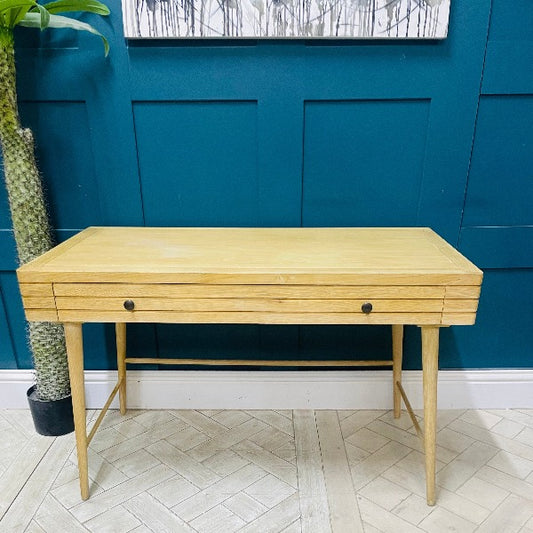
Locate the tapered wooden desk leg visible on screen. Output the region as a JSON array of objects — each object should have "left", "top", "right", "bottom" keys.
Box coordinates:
[
  {"left": 421, "top": 325, "right": 439, "bottom": 506},
  {"left": 116, "top": 323, "right": 127, "bottom": 415},
  {"left": 64, "top": 322, "right": 89, "bottom": 500},
  {"left": 392, "top": 324, "right": 404, "bottom": 419}
]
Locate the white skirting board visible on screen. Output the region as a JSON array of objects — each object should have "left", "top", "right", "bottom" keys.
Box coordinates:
[{"left": 1, "top": 369, "right": 532, "bottom": 409}]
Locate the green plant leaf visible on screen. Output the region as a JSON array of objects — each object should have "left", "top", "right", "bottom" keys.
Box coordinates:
[
  {"left": 19, "top": 11, "right": 109, "bottom": 55},
  {"left": 3, "top": 6, "right": 31, "bottom": 27},
  {"left": 31, "top": 2, "right": 50, "bottom": 29},
  {"left": 0, "top": 0, "right": 35, "bottom": 27},
  {"left": 0, "top": 0, "right": 34, "bottom": 13},
  {"left": 43, "top": 0, "right": 109, "bottom": 16}
]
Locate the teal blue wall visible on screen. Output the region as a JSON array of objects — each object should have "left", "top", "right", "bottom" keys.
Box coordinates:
[{"left": 1, "top": 0, "right": 531, "bottom": 371}]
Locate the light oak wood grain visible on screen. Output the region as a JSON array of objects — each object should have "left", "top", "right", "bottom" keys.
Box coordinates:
[
  {"left": 18, "top": 283, "right": 54, "bottom": 297},
  {"left": 444, "top": 285, "right": 482, "bottom": 299},
  {"left": 25, "top": 309, "right": 58, "bottom": 322},
  {"left": 123, "top": 357, "right": 394, "bottom": 367},
  {"left": 421, "top": 325, "right": 440, "bottom": 506},
  {"left": 56, "top": 309, "right": 445, "bottom": 324},
  {"left": 443, "top": 299, "right": 479, "bottom": 313},
  {"left": 54, "top": 296, "right": 445, "bottom": 313},
  {"left": 17, "top": 227, "right": 483, "bottom": 287},
  {"left": 15, "top": 226, "right": 483, "bottom": 508},
  {"left": 441, "top": 312, "right": 478, "bottom": 325},
  {"left": 53, "top": 283, "right": 447, "bottom": 299},
  {"left": 22, "top": 270, "right": 484, "bottom": 285},
  {"left": 22, "top": 297, "right": 56, "bottom": 309},
  {"left": 116, "top": 323, "right": 127, "bottom": 415},
  {"left": 392, "top": 324, "right": 404, "bottom": 419},
  {"left": 64, "top": 323, "right": 89, "bottom": 501}
]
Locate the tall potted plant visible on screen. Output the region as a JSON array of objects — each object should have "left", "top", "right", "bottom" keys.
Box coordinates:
[{"left": 0, "top": 0, "right": 109, "bottom": 435}]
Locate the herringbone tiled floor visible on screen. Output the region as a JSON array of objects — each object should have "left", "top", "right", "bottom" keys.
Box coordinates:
[{"left": 1, "top": 407, "right": 533, "bottom": 532}]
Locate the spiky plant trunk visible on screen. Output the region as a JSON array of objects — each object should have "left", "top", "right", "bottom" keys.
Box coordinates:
[{"left": 0, "top": 27, "right": 70, "bottom": 401}]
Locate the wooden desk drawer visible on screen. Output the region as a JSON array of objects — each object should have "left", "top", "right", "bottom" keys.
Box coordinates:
[
  {"left": 55, "top": 296, "right": 444, "bottom": 314},
  {"left": 441, "top": 285, "right": 481, "bottom": 325},
  {"left": 19, "top": 283, "right": 58, "bottom": 321},
  {"left": 53, "top": 283, "right": 446, "bottom": 299},
  {"left": 53, "top": 283, "right": 447, "bottom": 324},
  {"left": 22, "top": 282, "right": 480, "bottom": 325}
]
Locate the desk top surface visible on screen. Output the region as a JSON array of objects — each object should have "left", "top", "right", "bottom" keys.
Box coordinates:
[{"left": 17, "top": 227, "right": 482, "bottom": 285}]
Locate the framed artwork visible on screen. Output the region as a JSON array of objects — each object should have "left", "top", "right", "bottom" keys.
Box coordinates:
[{"left": 122, "top": 0, "right": 450, "bottom": 39}]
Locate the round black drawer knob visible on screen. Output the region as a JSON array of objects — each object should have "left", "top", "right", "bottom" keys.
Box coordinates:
[
  {"left": 123, "top": 300, "right": 135, "bottom": 311},
  {"left": 361, "top": 302, "right": 373, "bottom": 314}
]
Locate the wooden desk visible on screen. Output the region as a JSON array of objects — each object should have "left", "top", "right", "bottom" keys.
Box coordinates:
[{"left": 17, "top": 227, "right": 482, "bottom": 505}]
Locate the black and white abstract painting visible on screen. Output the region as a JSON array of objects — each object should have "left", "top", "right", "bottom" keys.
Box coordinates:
[{"left": 122, "top": 0, "right": 450, "bottom": 39}]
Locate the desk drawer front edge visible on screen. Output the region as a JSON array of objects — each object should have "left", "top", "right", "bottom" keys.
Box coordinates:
[{"left": 20, "top": 283, "right": 480, "bottom": 325}]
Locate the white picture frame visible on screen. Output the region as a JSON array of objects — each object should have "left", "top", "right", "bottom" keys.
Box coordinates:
[{"left": 122, "top": 0, "right": 450, "bottom": 39}]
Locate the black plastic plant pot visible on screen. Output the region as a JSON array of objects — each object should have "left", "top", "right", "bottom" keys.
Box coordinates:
[{"left": 27, "top": 385, "right": 74, "bottom": 436}]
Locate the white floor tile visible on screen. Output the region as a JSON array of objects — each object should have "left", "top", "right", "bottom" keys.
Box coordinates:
[
  {"left": 436, "top": 487, "right": 490, "bottom": 525},
  {"left": 114, "top": 418, "right": 148, "bottom": 439},
  {"left": 35, "top": 494, "right": 88, "bottom": 533},
  {"left": 0, "top": 434, "right": 52, "bottom": 517},
  {"left": 244, "top": 473, "right": 296, "bottom": 507},
  {"left": 201, "top": 448, "right": 250, "bottom": 477},
  {"left": 362, "top": 522, "right": 384, "bottom": 533},
  {"left": 524, "top": 514, "right": 533, "bottom": 529},
  {"left": 113, "top": 448, "right": 161, "bottom": 478},
  {"left": 359, "top": 476, "right": 411, "bottom": 511},
  {"left": 189, "top": 503, "right": 246, "bottom": 533},
  {"left": 346, "top": 427, "right": 390, "bottom": 453},
  {"left": 460, "top": 410, "right": 503, "bottom": 429},
  {"left": 132, "top": 410, "right": 178, "bottom": 429},
  {"left": 84, "top": 506, "right": 141, "bottom": 532},
  {"left": 24, "top": 520, "right": 47, "bottom": 533},
  {"left": 516, "top": 427, "right": 533, "bottom": 447},
  {"left": 436, "top": 427, "right": 475, "bottom": 454},
  {"left": 222, "top": 491, "right": 268, "bottom": 522},
  {"left": 477, "top": 465, "right": 533, "bottom": 500},
  {"left": 351, "top": 441, "right": 412, "bottom": 490},
  {"left": 172, "top": 463, "right": 265, "bottom": 522},
  {"left": 233, "top": 438, "right": 297, "bottom": 486},
  {"left": 129, "top": 526, "right": 153, "bottom": 533},
  {"left": 146, "top": 439, "right": 221, "bottom": 489},
  {"left": 438, "top": 441, "right": 499, "bottom": 491},
  {"left": 148, "top": 474, "right": 199, "bottom": 508},
  {"left": 487, "top": 450, "right": 533, "bottom": 479},
  {"left": 316, "top": 410, "right": 364, "bottom": 532},
  {"left": 245, "top": 409, "right": 294, "bottom": 436},
  {"left": 393, "top": 493, "right": 434, "bottom": 525},
  {"left": 2, "top": 408, "right": 533, "bottom": 533},
  {"left": 359, "top": 495, "right": 425, "bottom": 533},
  {"left": 238, "top": 493, "right": 300, "bottom": 533},
  {"left": 491, "top": 418, "right": 525, "bottom": 439},
  {"left": 69, "top": 464, "right": 175, "bottom": 523},
  {"left": 455, "top": 475, "right": 510, "bottom": 510},
  {"left": 124, "top": 492, "right": 196, "bottom": 532},
  {"left": 345, "top": 441, "right": 371, "bottom": 466},
  {"left": 52, "top": 476, "right": 105, "bottom": 510},
  {"left": 475, "top": 494, "right": 533, "bottom": 533},
  {"left": 280, "top": 519, "right": 302, "bottom": 533},
  {"left": 211, "top": 410, "right": 252, "bottom": 428},
  {"left": 164, "top": 425, "right": 210, "bottom": 452},
  {"left": 418, "top": 506, "right": 477, "bottom": 533}
]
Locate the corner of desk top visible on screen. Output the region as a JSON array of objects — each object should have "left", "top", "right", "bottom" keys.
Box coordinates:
[
  {"left": 16, "top": 227, "right": 98, "bottom": 281},
  {"left": 421, "top": 227, "right": 483, "bottom": 279}
]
